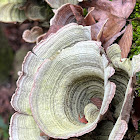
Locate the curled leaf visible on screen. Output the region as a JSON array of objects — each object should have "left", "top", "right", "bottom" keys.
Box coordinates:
[
  {"left": 103, "top": 27, "right": 126, "bottom": 50},
  {"left": 118, "top": 24, "right": 133, "bottom": 58},
  {"left": 80, "top": 0, "right": 136, "bottom": 19},
  {"left": 84, "top": 7, "right": 96, "bottom": 26},
  {"left": 91, "top": 19, "right": 108, "bottom": 41},
  {"left": 80, "top": 0, "right": 136, "bottom": 48}
]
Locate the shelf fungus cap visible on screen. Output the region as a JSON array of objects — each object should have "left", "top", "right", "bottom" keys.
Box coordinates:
[
  {"left": 10, "top": 23, "right": 116, "bottom": 139},
  {"left": 107, "top": 44, "right": 140, "bottom": 140},
  {"left": 9, "top": 113, "right": 46, "bottom": 140},
  {"left": 22, "top": 26, "right": 43, "bottom": 43},
  {"left": 0, "top": 0, "right": 27, "bottom": 23},
  {"left": 45, "top": 0, "right": 83, "bottom": 9}
]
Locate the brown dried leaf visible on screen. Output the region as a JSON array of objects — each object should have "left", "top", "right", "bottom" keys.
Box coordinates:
[
  {"left": 78, "top": 115, "right": 88, "bottom": 124},
  {"left": 70, "top": 4, "right": 85, "bottom": 25},
  {"left": 49, "top": 0, "right": 135, "bottom": 48},
  {"left": 84, "top": 7, "right": 96, "bottom": 26},
  {"left": 91, "top": 19, "right": 108, "bottom": 41},
  {"left": 80, "top": 0, "right": 135, "bottom": 48},
  {"left": 104, "top": 27, "right": 126, "bottom": 50},
  {"left": 90, "top": 8, "right": 126, "bottom": 45},
  {"left": 80, "top": 0, "right": 136, "bottom": 19},
  {"left": 102, "top": 16, "right": 126, "bottom": 43},
  {"left": 118, "top": 24, "right": 133, "bottom": 58}
]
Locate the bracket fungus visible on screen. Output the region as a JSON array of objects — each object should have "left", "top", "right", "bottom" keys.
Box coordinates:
[
  {"left": 9, "top": 23, "right": 140, "bottom": 139},
  {"left": 45, "top": 0, "right": 83, "bottom": 9},
  {"left": 0, "top": 0, "right": 53, "bottom": 23},
  {"left": 106, "top": 44, "right": 140, "bottom": 139},
  {"left": 0, "top": 0, "right": 27, "bottom": 23},
  {"left": 22, "top": 26, "right": 43, "bottom": 43}
]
